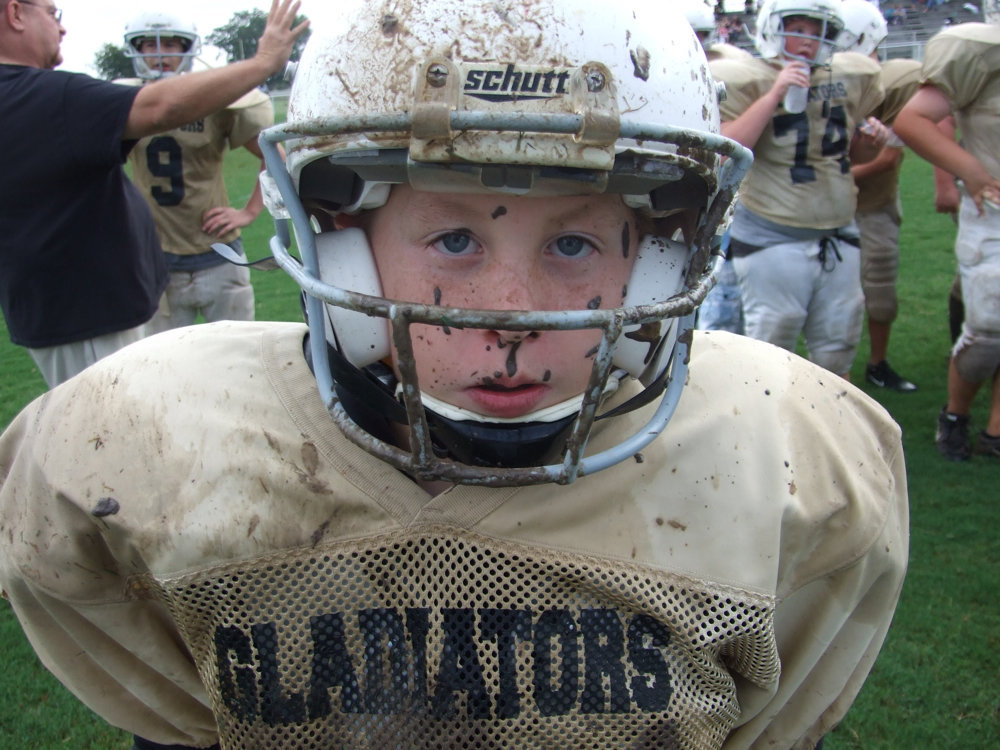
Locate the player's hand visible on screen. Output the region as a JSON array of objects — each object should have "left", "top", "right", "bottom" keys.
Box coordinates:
[
  {"left": 773, "top": 61, "right": 810, "bottom": 97},
  {"left": 855, "top": 117, "right": 890, "bottom": 150},
  {"left": 961, "top": 172, "right": 1000, "bottom": 216},
  {"left": 203, "top": 206, "right": 257, "bottom": 236},
  {"left": 255, "top": 0, "right": 310, "bottom": 77}
]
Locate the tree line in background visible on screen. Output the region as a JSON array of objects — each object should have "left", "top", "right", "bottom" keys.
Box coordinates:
[{"left": 94, "top": 9, "right": 310, "bottom": 86}]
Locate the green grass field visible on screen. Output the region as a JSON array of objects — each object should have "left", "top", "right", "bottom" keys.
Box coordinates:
[{"left": 0, "top": 127, "right": 998, "bottom": 747}]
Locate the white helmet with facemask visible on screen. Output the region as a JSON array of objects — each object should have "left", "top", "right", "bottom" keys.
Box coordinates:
[
  {"left": 754, "top": 0, "right": 845, "bottom": 66},
  {"left": 838, "top": 0, "right": 889, "bottom": 57},
  {"left": 124, "top": 12, "right": 201, "bottom": 79},
  {"left": 683, "top": 0, "right": 718, "bottom": 47},
  {"left": 256, "top": 0, "right": 751, "bottom": 486}
]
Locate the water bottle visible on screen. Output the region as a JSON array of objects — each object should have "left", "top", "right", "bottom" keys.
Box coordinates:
[{"left": 783, "top": 84, "right": 809, "bottom": 114}]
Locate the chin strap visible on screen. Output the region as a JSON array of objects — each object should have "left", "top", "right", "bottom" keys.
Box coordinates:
[
  {"left": 424, "top": 412, "right": 578, "bottom": 469},
  {"left": 302, "top": 331, "right": 661, "bottom": 470}
]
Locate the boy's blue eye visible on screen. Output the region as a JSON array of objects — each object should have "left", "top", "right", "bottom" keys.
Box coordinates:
[
  {"left": 435, "top": 232, "right": 474, "bottom": 255},
  {"left": 553, "top": 236, "right": 590, "bottom": 258}
]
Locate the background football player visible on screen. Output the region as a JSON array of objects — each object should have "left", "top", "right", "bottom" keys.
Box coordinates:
[
  {"left": 0, "top": 2, "right": 908, "bottom": 748},
  {"left": 710, "top": 0, "right": 890, "bottom": 380},
  {"left": 895, "top": 9, "right": 1000, "bottom": 460},
  {"left": 841, "top": 0, "right": 921, "bottom": 392},
  {"left": 123, "top": 11, "right": 274, "bottom": 332}
]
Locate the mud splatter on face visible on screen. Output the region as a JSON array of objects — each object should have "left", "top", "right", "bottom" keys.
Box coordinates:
[
  {"left": 584, "top": 345, "right": 599, "bottom": 359},
  {"left": 433, "top": 286, "right": 450, "bottom": 334},
  {"left": 491, "top": 205, "right": 508, "bottom": 219},
  {"left": 542, "top": 370, "right": 551, "bottom": 382},
  {"left": 505, "top": 341, "right": 521, "bottom": 377},
  {"left": 493, "top": 370, "right": 504, "bottom": 379},
  {"left": 621, "top": 222, "right": 631, "bottom": 259},
  {"left": 622, "top": 284, "right": 628, "bottom": 301},
  {"left": 587, "top": 296, "right": 602, "bottom": 310}
]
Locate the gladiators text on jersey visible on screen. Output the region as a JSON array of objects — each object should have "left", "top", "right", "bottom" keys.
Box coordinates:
[{"left": 215, "top": 606, "right": 678, "bottom": 723}]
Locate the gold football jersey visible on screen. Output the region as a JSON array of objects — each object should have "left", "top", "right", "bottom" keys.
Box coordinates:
[
  {"left": 856, "top": 58, "right": 922, "bottom": 213},
  {"left": 128, "top": 89, "right": 273, "bottom": 255},
  {"left": 712, "top": 53, "right": 884, "bottom": 230},
  {"left": 921, "top": 23, "right": 1000, "bottom": 181},
  {"left": 0, "top": 322, "right": 908, "bottom": 749}
]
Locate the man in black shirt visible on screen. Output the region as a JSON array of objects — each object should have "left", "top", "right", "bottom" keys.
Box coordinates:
[{"left": 0, "top": 0, "right": 308, "bottom": 387}]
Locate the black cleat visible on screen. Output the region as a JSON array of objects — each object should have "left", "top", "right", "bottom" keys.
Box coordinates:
[
  {"left": 866, "top": 360, "right": 918, "bottom": 392},
  {"left": 936, "top": 408, "right": 971, "bottom": 461}
]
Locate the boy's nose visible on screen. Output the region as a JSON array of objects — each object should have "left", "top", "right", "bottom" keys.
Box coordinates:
[{"left": 478, "top": 263, "right": 543, "bottom": 311}]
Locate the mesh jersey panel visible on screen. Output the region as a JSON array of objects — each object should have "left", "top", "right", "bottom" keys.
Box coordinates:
[{"left": 138, "top": 527, "right": 778, "bottom": 749}]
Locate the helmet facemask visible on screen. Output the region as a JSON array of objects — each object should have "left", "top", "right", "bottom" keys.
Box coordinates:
[
  {"left": 124, "top": 14, "right": 201, "bottom": 79},
  {"left": 755, "top": 1, "right": 845, "bottom": 67},
  {"left": 258, "top": 0, "right": 751, "bottom": 486}
]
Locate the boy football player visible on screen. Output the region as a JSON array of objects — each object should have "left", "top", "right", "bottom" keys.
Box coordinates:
[
  {"left": 710, "top": 0, "right": 890, "bottom": 379},
  {"left": 840, "top": 0, "right": 922, "bottom": 392},
  {"left": 894, "top": 15, "right": 1000, "bottom": 459},
  {"left": 0, "top": 2, "right": 908, "bottom": 748},
  {"left": 122, "top": 12, "right": 274, "bottom": 332}
]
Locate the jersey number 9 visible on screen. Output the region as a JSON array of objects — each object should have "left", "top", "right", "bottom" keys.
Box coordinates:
[{"left": 146, "top": 136, "right": 186, "bottom": 207}]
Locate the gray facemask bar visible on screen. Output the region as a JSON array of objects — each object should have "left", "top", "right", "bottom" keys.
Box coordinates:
[{"left": 259, "top": 111, "right": 751, "bottom": 486}]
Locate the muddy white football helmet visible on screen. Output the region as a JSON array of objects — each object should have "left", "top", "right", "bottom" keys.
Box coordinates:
[
  {"left": 838, "top": 0, "right": 889, "bottom": 57},
  {"left": 258, "top": 0, "right": 751, "bottom": 486},
  {"left": 754, "top": 0, "right": 845, "bottom": 66},
  {"left": 124, "top": 12, "right": 201, "bottom": 79}
]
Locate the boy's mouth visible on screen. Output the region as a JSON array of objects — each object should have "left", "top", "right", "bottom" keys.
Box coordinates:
[{"left": 465, "top": 383, "right": 550, "bottom": 419}]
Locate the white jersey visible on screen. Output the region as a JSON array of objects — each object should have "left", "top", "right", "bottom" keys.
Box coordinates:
[
  {"left": 711, "top": 53, "right": 884, "bottom": 230},
  {"left": 0, "top": 322, "right": 908, "bottom": 749}
]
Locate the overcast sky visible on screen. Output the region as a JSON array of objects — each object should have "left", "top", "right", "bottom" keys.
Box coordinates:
[{"left": 57, "top": 1, "right": 338, "bottom": 74}]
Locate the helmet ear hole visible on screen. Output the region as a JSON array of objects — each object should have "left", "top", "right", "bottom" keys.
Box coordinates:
[
  {"left": 314, "top": 229, "right": 391, "bottom": 367},
  {"left": 614, "top": 235, "right": 689, "bottom": 384}
]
